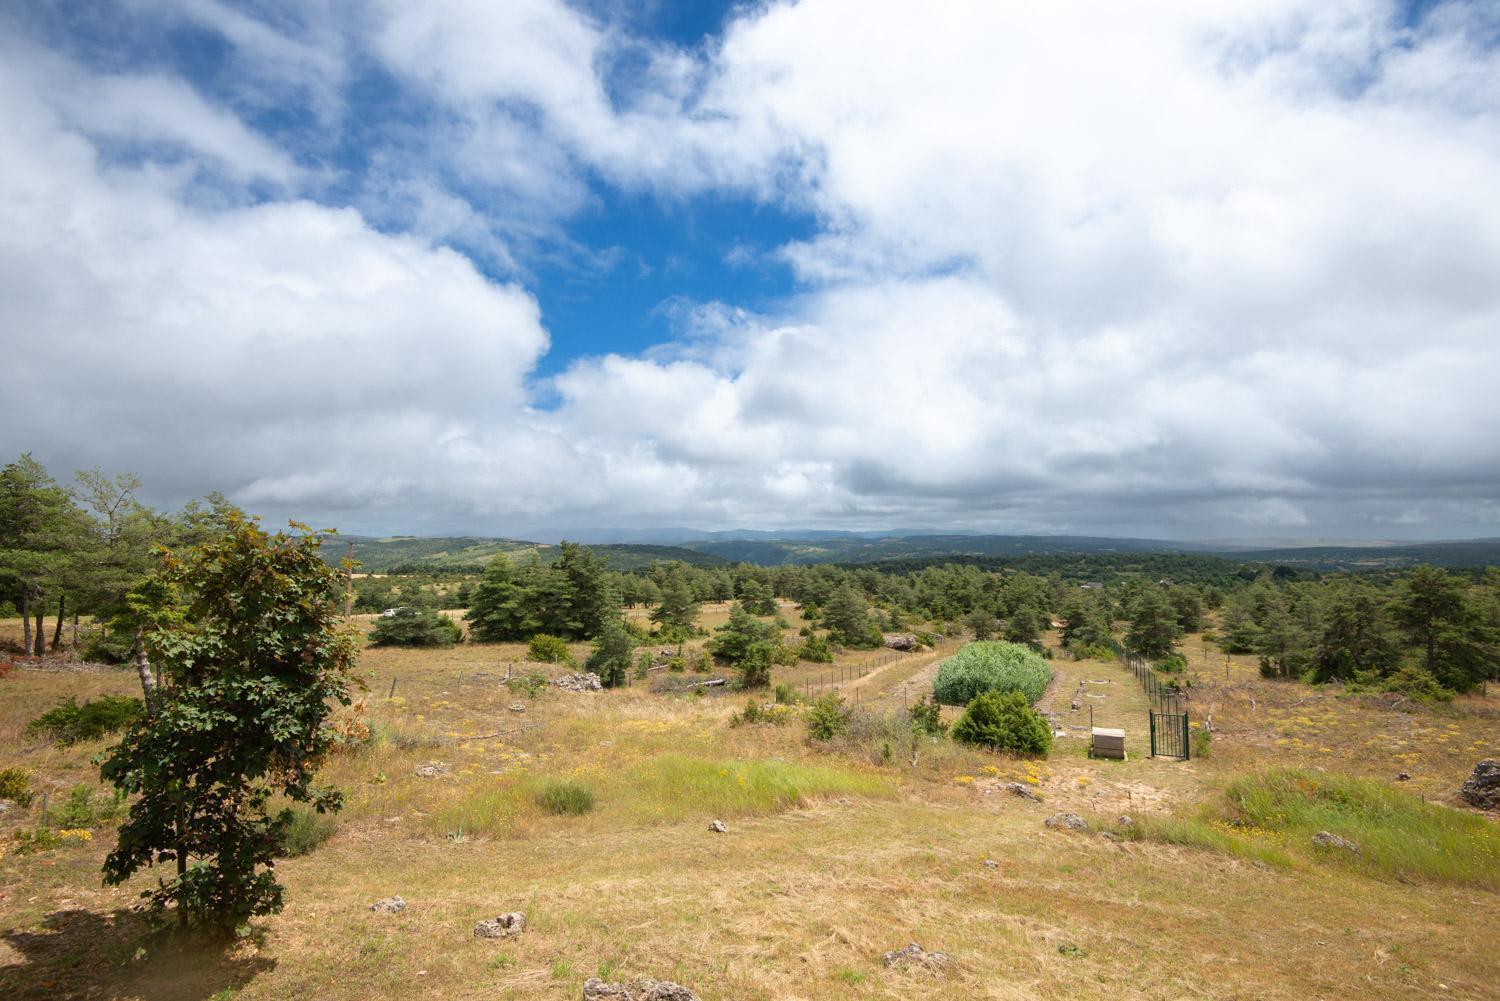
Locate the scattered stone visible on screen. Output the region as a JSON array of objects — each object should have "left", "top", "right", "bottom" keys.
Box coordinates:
[
  {"left": 369, "top": 896, "right": 405, "bottom": 913},
  {"left": 1395, "top": 772, "right": 1411, "bottom": 781},
  {"left": 982, "top": 859, "right": 998, "bottom": 869},
  {"left": 415, "top": 761, "right": 451, "bottom": 778},
  {"left": 709, "top": 819, "right": 727, "bottom": 833},
  {"left": 882, "top": 943, "right": 950, "bottom": 971},
  {"left": 1117, "top": 814, "right": 1135, "bottom": 827},
  {"left": 1004, "top": 782, "right": 1040, "bottom": 801},
  {"left": 1044, "top": 812, "right": 1088, "bottom": 831},
  {"left": 474, "top": 912, "right": 526, "bottom": 939},
  {"left": 1058, "top": 943, "right": 1088, "bottom": 959},
  {"left": 509, "top": 703, "right": 527, "bottom": 713},
  {"left": 882, "top": 633, "right": 920, "bottom": 651},
  {"left": 583, "top": 978, "right": 701, "bottom": 1001},
  {"left": 1311, "top": 831, "right": 1360, "bottom": 854},
  {"left": 554, "top": 672, "right": 604, "bottom": 692},
  {"left": 1459, "top": 759, "right": 1499, "bottom": 810},
  {"left": 1098, "top": 831, "right": 1121, "bottom": 842}
]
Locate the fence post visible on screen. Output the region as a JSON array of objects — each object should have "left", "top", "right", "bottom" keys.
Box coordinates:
[{"left": 388, "top": 677, "right": 398, "bottom": 700}]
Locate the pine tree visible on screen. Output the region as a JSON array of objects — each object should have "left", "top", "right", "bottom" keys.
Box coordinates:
[
  {"left": 1126, "top": 587, "right": 1182, "bottom": 660},
  {"left": 585, "top": 616, "right": 635, "bottom": 688},
  {"left": 824, "top": 584, "right": 877, "bottom": 648},
  {"left": 651, "top": 575, "right": 699, "bottom": 640},
  {"left": 465, "top": 554, "right": 528, "bottom": 642}
]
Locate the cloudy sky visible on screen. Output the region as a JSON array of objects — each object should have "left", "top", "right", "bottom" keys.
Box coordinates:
[{"left": 2, "top": 0, "right": 1498, "bottom": 540}]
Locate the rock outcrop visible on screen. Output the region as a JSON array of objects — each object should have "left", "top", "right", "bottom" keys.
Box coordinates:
[
  {"left": 1460, "top": 759, "right": 1499, "bottom": 810},
  {"left": 474, "top": 912, "right": 526, "bottom": 939},
  {"left": 582, "top": 978, "right": 700, "bottom": 1000}
]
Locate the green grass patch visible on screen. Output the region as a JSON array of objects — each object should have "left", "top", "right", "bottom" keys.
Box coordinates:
[
  {"left": 536, "top": 780, "right": 595, "bottom": 816},
  {"left": 428, "top": 754, "right": 889, "bottom": 839},
  {"left": 1115, "top": 768, "right": 1500, "bottom": 889},
  {"left": 279, "top": 805, "right": 338, "bottom": 857},
  {"left": 617, "top": 754, "right": 889, "bottom": 824},
  {"left": 1222, "top": 768, "right": 1500, "bottom": 889}
]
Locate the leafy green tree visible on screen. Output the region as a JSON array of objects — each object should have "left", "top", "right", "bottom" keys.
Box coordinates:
[
  {"left": 824, "top": 584, "right": 878, "bottom": 648},
  {"left": 1126, "top": 587, "right": 1182, "bottom": 660},
  {"left": 651, "top": 576, "right": 700, "bottom": 641},
  {"left": 585, "top": 616, "right": 635, "bottom": 688},
  {"left": 951, "top": 691, "right": 1051, "bottom": 755},
  {"left": 100, "top": 515, "right": 358, "bottom": 931}
]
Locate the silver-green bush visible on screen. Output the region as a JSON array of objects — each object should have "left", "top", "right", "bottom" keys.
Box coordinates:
[{"left": 932, "top": 641, "right": 1052, "bottom": 706}]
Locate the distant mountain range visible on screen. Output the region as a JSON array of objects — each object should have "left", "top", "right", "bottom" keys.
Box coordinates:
[{"left": 323, "top": 530, "right": 1500, "bottom": 573}]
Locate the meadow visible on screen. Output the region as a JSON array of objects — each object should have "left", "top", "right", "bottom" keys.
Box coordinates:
[{"left": 1, "top": 610, "right": 1497, "bottom": 1000}]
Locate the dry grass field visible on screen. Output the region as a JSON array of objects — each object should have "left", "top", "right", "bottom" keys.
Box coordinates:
[{"left": 1, "top": 613, "right": 1497, "bottom": 1000}]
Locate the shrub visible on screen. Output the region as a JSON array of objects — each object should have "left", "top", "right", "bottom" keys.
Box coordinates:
[
  {"left": 951, "top": 691, "right": 1052, "bottom": 756},
  {"left": 44, "top": 784, "right": 127, "bottom": 828},
  {"left": 77, "top": 624, "right": 134, "bottom": 664},
  {"left": 797, "top": 633, "right": 834, "bottom": 663},
  {"left": 368, "top": 606, "right": 462, "bottom": 648},
  {"left": 28, "top": 695, "right": 144, "bottom": 745},
  {"left": 932, "top": 642, "right": 1052, "bottom": 706},
  {"left": 805, "top": 693, "right": 851, "bottom": 741},
  {"left": 0, "top": 767, "right": 34, "bottom": 806},
  {"left": 279, "top": 805, "right": 337, "bottom": 857},
  {"left": 1379, "top": 666, "right": 1453, "bottom": 703},
  {"left": 907, "top": 695, "right": 947, "bottom": 737},
  {"left": 1155, "top": 653, "right": 1187, "bottom": 674},
  {"left": 1069, "top": 642, "right": 1115, "bottom": 662},
  {"left": 535, "top": 780, "right": 594, "bottom": 816},
  {"left": 527, "top": 634, "right": 572, "bottom": 664},
  {"left": 773, "top": 682, "right": 803, "bottom": 705},
  {"left": 731, "top": 699, "right": 796, "bottom": 727},
  {"left": 506, "top": 670, "right": 550, "bottom": 698}
]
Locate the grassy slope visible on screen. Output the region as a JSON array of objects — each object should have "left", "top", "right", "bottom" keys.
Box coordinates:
[{"left": 1, "top": 615, "right": 1498, "bottom": 1000}]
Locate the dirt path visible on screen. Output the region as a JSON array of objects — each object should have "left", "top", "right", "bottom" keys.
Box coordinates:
[{"left": 842, "top": 639, "right": 963, "bottom": 709}]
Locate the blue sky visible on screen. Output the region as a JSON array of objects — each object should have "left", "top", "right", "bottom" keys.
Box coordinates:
[{"left": 2, "top": 1, "right": 1498, "bottom": 539}]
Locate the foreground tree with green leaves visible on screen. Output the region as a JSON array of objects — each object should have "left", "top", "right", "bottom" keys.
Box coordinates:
[{"left": 100, "top": 515, "right": 359, "bottom": 932}]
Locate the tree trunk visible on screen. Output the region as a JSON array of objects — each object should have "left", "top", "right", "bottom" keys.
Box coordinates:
[
  {"left": 175, "top": 799, "right": 188, "bottom": 928},
  {"left": 134, "top": 626, "right": 158, "bottom": 713},
  {"left": 32, "top": 606, "right": 44, "bottom": 657},
  {"left": 19, "top": 587, "right": 31, "bottom": 658},
  {"left": 51, "top": 594, "right": 65, "bottom": 651}
]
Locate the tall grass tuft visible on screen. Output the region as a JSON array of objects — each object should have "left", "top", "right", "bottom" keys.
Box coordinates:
[
  {"left": 536, "top": 780, "right": 595, "bottom": 816},
  {"left": 279, "top": 805, "right": 338, "bottom": 857}
]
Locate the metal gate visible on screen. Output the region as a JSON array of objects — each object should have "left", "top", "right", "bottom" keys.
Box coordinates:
[{"left": 1149, "top": 710, "right": 1190, "bottom": 760}]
